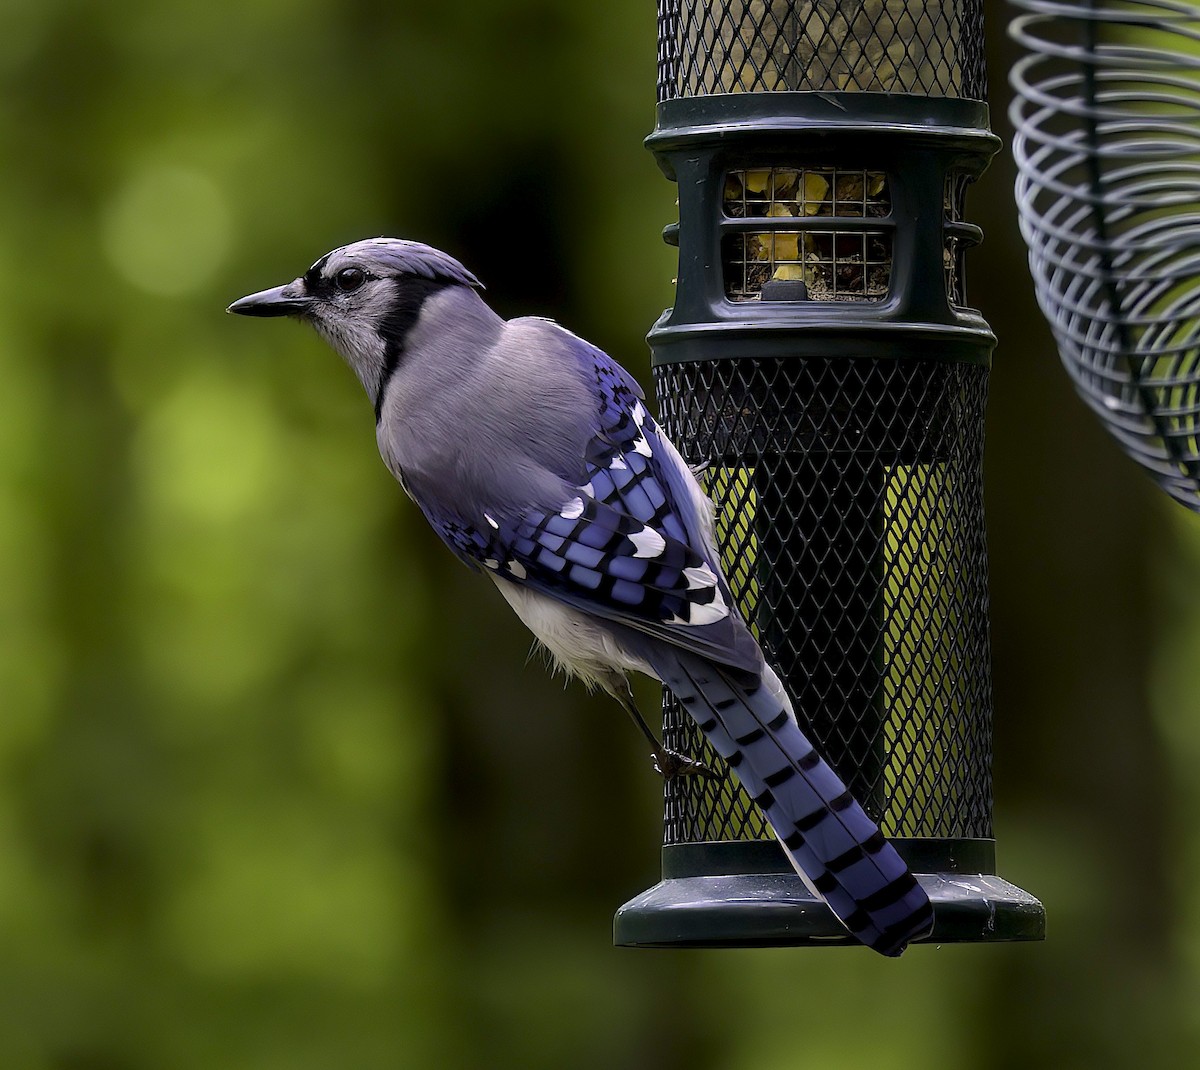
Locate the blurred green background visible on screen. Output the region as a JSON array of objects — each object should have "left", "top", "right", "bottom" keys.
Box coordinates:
[{"left": 1, "top": 1, "right": 1198, "bottom": 1067}]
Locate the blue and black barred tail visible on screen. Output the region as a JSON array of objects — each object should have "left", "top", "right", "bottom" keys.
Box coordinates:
[{"left": 650, "top": 650, "right": 935, "bottom": 956}]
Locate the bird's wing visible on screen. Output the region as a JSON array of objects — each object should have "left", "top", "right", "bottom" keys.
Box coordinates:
[
  {"left": 422, "top": 336, "right": 761, "bottom": 674},
  {"left": 430, "top": 489, "right": 760, "bottom": 674}
]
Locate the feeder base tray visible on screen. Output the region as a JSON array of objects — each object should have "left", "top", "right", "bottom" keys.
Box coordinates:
[{"left": 614, "top": 840, "right": 1045, "bottom": 948}]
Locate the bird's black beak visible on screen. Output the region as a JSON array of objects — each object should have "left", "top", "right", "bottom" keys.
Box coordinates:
[{"left": 227, "top": 279, "right": 312, "bottom": 318}]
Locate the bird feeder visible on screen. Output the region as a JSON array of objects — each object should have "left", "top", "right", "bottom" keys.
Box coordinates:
[
  {"left": 614, "top": 0, "right": 1045, "bottom": 947},
  {"left": 1010, "top": 0, "right": 1200, "bottom": 510}
]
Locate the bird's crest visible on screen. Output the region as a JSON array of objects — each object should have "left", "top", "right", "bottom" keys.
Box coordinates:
[{"left": 308, "top": 237, "right": 484, "bottom": 291}]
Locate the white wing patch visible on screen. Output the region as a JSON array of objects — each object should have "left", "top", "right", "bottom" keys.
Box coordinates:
[
  {"left": 683, "top": 563, "right": 719, "bottom": 590},
  {"left": 666, "top": 563, "right": 728, "bottom": 625},
  {"left": 628, "top": 526, "right": 666, "bottom": 559},
  {"left": 560, "top": 496, "right": 585, "bottom": 520},
  {"left": 668, "top": 597, "right": 728, "bottom": 627}
]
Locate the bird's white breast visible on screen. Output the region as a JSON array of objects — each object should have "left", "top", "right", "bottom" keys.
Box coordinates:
[{"left": 489, "top": 576, "right": 654, "bottom": 692}]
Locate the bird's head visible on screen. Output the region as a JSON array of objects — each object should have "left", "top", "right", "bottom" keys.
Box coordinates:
[{"left": 228, "top": 237, "right": 484, "bottom": 399}]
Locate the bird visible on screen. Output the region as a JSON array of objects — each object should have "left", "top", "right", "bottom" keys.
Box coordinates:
[{"left": 228, "top": 237, "right": 935, "bottom": 955}]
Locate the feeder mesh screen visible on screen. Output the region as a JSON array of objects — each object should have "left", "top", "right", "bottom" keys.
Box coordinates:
[
  {"left": 654, "top": 356, "right": 994, "bottom": 841},
  {"left": 657, "top": 0, "right": 988, "bottom": 101}
]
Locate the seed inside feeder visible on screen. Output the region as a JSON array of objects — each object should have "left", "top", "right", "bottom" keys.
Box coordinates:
[{"left": 723, "top": 167, "right": 892, "bottom": 301}]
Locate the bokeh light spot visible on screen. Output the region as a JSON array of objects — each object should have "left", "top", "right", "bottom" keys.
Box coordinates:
[
  {"left": 134, "top": 369, "right": 282, "bottom": 526},
  {"left": 101, "top": 165, "right": 232, "bottom": 296}
]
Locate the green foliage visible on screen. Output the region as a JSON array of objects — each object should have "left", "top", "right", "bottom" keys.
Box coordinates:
[{"left": 1, "top": 1, "right": 1199, "bottom": 1067}]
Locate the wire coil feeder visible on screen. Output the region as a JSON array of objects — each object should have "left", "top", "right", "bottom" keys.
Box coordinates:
[{"left": 1010, "top": 0, "right": 1200, "bottom": 509}]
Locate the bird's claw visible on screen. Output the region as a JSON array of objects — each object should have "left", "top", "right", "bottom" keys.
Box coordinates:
[{"left": 652, "top": 749, "right": 724, "bottom": 782}]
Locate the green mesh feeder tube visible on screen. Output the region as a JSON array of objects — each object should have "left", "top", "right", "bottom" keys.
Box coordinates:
[{"left": 614, "top": 0, "right": 1044, "bottom": 948}]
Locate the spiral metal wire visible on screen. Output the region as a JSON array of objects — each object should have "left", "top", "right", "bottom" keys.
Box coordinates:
[{"left": 1010, "top": 0, "right": 1200, "bottom": 509}]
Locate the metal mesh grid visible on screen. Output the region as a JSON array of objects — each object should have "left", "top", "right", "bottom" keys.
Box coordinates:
[
  {"left": 722, "top": 166, "right": 893, "bottom": 300},
  {"left": 723, "top": 232, "right": 893, "bottom": 300},
  {"left": 1010, "top": 0, "right": 1200, "bottom": 509},
  {"left": 655, "top": 356, "right": 994, "bottom": 841},
  {"left": 657, "top": 0, "right": 989, "bottom": 101}
]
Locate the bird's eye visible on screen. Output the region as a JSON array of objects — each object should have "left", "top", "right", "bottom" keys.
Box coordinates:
[{"left": 334, "top": 266, "right": 367, "bottom": 293}]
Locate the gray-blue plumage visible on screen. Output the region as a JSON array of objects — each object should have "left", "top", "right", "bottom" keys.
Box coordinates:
[{"left": 228, "top": 237, "right": 935, "bottom": 956}]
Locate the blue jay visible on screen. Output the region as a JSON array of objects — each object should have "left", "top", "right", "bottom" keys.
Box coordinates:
[{"left": 228, "top": 238, "right": 935, "bottom": 955}]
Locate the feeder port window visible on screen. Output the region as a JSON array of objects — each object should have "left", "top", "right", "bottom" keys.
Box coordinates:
[
  {"left": 944, "top": 171, "right": 973, "bottom": 308},
  {"left": 722, "top": 167, "right": 892, "bottom": 302}
]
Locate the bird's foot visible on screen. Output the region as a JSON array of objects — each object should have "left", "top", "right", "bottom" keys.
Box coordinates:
[{"left": 652, "top": 748, "right": 723, "bottom": 782}]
